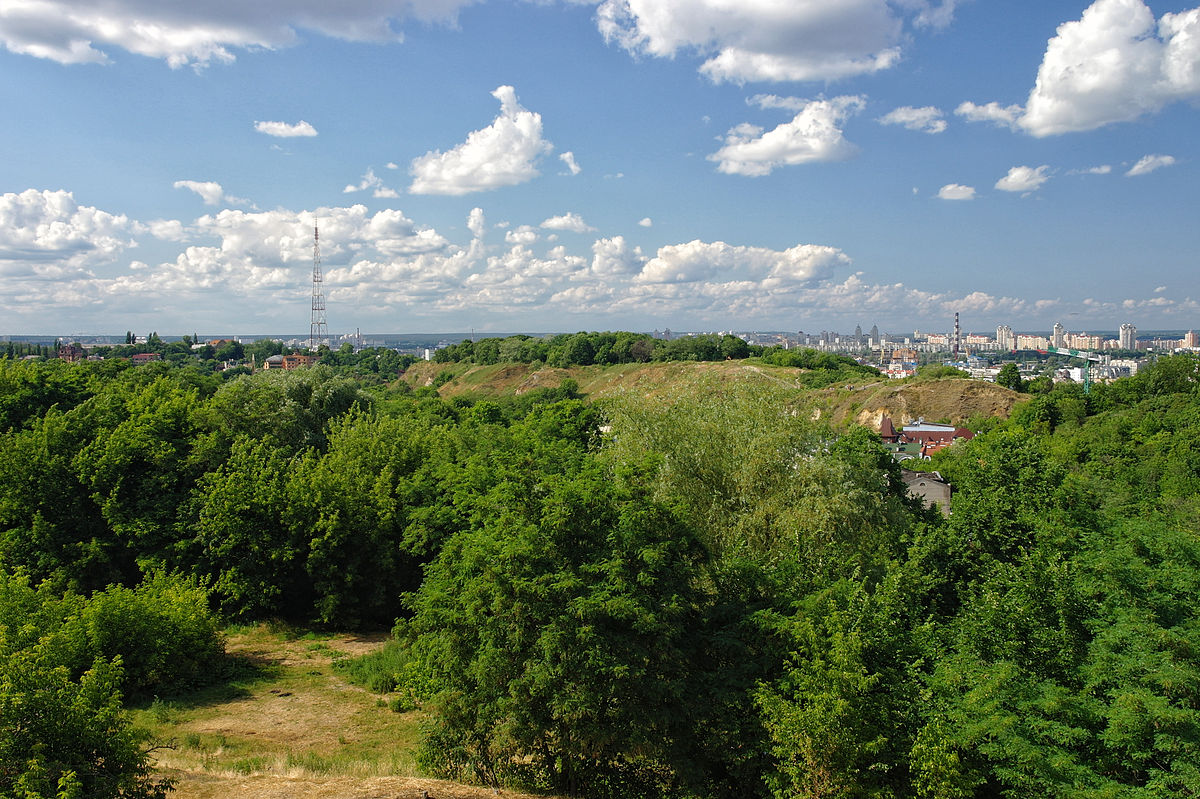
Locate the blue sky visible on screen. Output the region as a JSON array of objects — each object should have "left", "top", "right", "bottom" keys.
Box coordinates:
[{"left": 1, "top": 0, "right": 1197, "bottom": 336}]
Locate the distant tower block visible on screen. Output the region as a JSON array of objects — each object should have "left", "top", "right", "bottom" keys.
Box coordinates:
[
  {"left": 953, "top": 312, "right": 961, "bottom": 357},
  {"left": 309, "top": 222, "right": 328, "bottom": 351},
  {"left": 1119, "top": 323, "right": 1137, "bottom": 350}
]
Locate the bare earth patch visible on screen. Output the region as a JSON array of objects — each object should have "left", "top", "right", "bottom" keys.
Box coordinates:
[{"left": 161, "top": 773, "right": 542, "bottom": 799}]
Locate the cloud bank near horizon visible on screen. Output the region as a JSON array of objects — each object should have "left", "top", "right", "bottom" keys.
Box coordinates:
[{"left": 2, "top": 188, "right": 1191, "bottom": 333}]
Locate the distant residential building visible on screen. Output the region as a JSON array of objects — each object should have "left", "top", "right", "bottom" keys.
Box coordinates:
[
  {"left": 57, "top": 343, "right": 85, "bottom": 362},
  {"left": 1067, "top": 333, "right": 1102, "bottom": 350},
  {"left": 996, "top": 325, "right": 1015, "bottom": 350},
  {"left": 1052, "top": 322, "right": 1066, "bottom": 348},
  {"left": 884, "top": 362, "right": 918, "bottom": 379},
  {"left": 1016, "top": 334, "right": 1049, "bottom": 350},
  {"left": 130, "top": 352, "right": 162, "bottom": 364},
  {"left": 1119, "top": 323, "right": 1137, "bottom": 350},
  {"left": 901, "top": 469, "right": 952, "bottom": 516},
  {"left": 900, "top": 420, "right": 975, "bottom": 456},
  {"left": 878, "top": 415, "right": 975, "bottom": 459},
  {"left": 1184, "top": 330, "right": 1199, "bottom": 348},
  {"left": 262, "top": 354, "right": 317, "bottom": 370}
]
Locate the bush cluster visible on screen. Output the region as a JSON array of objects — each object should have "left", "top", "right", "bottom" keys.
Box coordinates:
[{"left": 0, "top": 571, "right": 221, "bottom": 798}]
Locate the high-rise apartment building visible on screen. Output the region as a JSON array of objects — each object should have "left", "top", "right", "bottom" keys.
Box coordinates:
[
  {"left": 1119, "top": 323, "right": 1137, "bottom": 350},
  {"left": 1017, "top": 334, "right": 1049, "bottom": 350},
  {"left": 1068, "top": 333, "right": 1103, "bottom": 350},
  {"left": 1052, "top": 322, "right": 1065, "bottom": 348},
  {"left": 996, "top": 324, "right": 1014, "bottom": 351}
]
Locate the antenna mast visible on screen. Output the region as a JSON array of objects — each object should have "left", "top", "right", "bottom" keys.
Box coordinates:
[{"left": 309, "top": 221, "right": 328, "bottom": 351}]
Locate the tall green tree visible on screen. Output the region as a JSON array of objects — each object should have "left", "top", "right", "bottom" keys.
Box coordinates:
[
  {"left": 409, "top": 463, "right": 707, "bottom": 797},
  {"left": 285, "top": 411, "right": 433, "bottom": 625},
  {"left": 186, "top": 435, "right": 307, "bottom": 619},
  {"left": 995, "top": 363, "right": 1025, "bottom": 392}
]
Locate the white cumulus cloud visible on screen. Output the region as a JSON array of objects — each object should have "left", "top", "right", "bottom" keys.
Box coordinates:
[
  {"left": 541, "top": 213, "right": 596, "bottom": 233},
  {"left": 710, "top": 96, "right": 865, "bottom": 177},
  {"left": 1126, "top": 154, "right": 1177, "bottom": 176},
  {"left": 0, "top": 189, "right": 136, "bottom": 272},
  {"left": 109, "top": 204, "right": 455, "bottom": 304},
  {"left": 254, "top": 120, "right": 318, "bottom": 138},
  {"left": 343, "top": 168, "right": 400, "bottom": 198},
  {"left": 0, "top": 0, "right": 482, "bottom": 68},
  {"left": 1018, "top": 0, "right": 1200, "bottom": 136},
  {"left": 634, "top": 240, "right": 848, "bottom": 286},
  {"left": 748, "top": 94, "right": 810, "bottom": 112},
  {"left": 505, "top": 225, "right": 539, "bottom": 246},
  {"left": 174, "top": 180, "right": 227, "bottom": 206},
  {"left": 174, "top": 180, "right": 252, "bottom": 207},
  {"left": 559, "top": 152, "right": 582, "bottom": 175},
  {"left": 638, "top": 217, "right": 653, "bottom": 228},
  {"left": 591, "top": 236, "right": 646, "bottom": 277},
  {"left": 954, "top": 101, "right": 1023, "bottom": 129},
  {"left": 995, "top": 165, "right": 1051, "bottom": 193},
  {"left": 878, "top": 105, "right": 947, "bottom": 133},
  {"left": 467, "top": 207, "right": 486, "bottom": 238},
  {"left": 409, "top": 86, "right": 553, "bottom": 195},
  {"left": 595, "top": 0, "right": 938, "bottom": 83},
  {"left": 937, "top": 183, "right": 976, "bottom": 200}
]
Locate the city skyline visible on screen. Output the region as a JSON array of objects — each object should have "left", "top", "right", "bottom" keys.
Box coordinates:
[
  {"left": 2, "top": 0, "right": 1198, "bottom": 335},
  {"left": 13, "top": 318, "right": 1193, "bottom": 347}
]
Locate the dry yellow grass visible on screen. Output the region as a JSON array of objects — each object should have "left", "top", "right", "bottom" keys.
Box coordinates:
[
  {"left": 401, "top": 359, "right": 825, "bottom": 400},
  {"left": 129, "top": 626, "right": 530, "bottom": 799},
  {"left": 397, "top": 360, "right": 1019, "bottom": 429},
  {"left": 160, "top": 773, "right": 544, "bottom": 799}
]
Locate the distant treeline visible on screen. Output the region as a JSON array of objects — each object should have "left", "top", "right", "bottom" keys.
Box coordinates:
[
  {"left": 433, "top": 331, "right": 880, "bottom": 383},
  {"left": 1, "top": 352, "right": 1198, "bottom": 799},
  {"left": 39, "top": 330, "right": 880, "bottom": 388},
  {"left": 2, "top": 340, "right": 55, "bottom": 359}
]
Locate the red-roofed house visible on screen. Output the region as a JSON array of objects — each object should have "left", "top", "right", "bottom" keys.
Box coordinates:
[{"left": 878, "top": 416, "right": 974, "bottom": 460}]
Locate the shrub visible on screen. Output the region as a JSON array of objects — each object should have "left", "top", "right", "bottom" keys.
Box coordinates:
[
  {"left": 78, "top": 572, "right": 224, "bottom": 697},
  {"left": 335, "top": 636, "right": 421, "bottom": 709},
  {"left": 0, "top": 648, "right": 172, "bottom": 799}
]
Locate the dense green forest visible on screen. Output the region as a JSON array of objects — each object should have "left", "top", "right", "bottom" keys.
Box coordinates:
[{"left": 0, "top": 353, "right": 1197, "bottom": 798}]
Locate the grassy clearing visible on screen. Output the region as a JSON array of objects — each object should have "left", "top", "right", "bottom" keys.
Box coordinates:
[{"left": 129, "top": 624, "right": 423, "bottom": 796}]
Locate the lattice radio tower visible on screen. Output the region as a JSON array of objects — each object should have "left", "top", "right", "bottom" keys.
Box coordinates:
[{"left": 309, "top": 221, "right": 328, "bottom": 351}]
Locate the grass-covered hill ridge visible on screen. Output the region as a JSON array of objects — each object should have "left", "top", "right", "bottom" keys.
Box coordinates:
[{"left": 400, "top": 358, "right": 1022, "bottom": 426}]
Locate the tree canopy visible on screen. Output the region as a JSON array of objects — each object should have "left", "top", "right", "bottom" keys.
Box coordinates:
[{"left": 1, "top": 351, "right": 1198, "bottom": 799}]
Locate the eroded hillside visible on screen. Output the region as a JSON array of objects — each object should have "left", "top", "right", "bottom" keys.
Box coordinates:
[{"left": 820, "top": 377, "right": 1021, "bottom": 427}]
